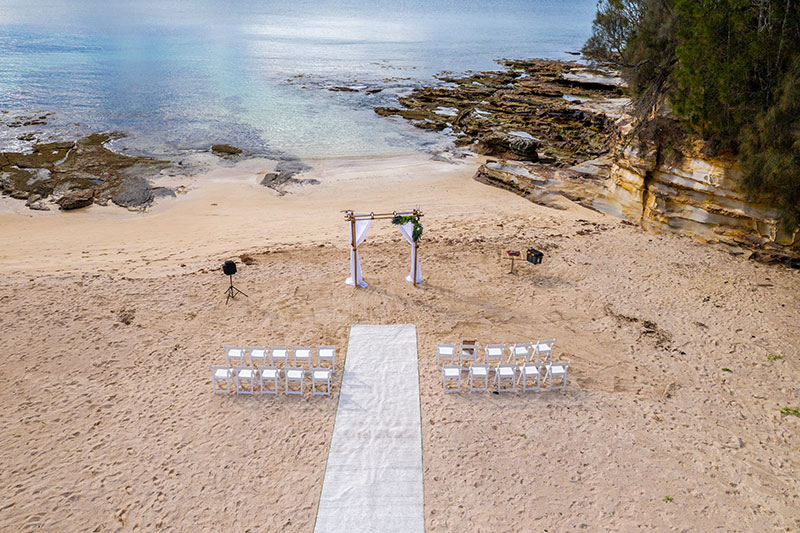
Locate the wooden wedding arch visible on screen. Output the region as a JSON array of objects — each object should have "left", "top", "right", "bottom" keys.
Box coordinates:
[{"left": 345, "top": 209, "right": 423, "bottom": 287}]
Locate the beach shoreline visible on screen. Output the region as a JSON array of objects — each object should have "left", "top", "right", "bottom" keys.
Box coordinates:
[
  {"left": 0, "top": 56, "right": 615, "bottom": 217},
  {"left": 0, "top": 150, "right": 488, "bottom": 276},
  {"left": 1, "top": 52, "right": 799, "bottom": 531}
]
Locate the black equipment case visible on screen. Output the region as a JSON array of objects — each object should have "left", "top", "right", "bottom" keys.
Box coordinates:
[{"left": 526, "top": 248, "right": 543, "bottom": 265}]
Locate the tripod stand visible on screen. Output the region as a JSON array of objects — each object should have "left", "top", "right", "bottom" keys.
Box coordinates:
[{"left": 224, "top": 274, "right": 248, "bottom": 304}]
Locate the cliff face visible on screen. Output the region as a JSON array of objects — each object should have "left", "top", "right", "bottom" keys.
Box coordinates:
[
  {"left": 607, "top": 140, "right": 799, "bottom": 254},
  {"left": 475, "top": 138, "right": 800, "bottom": 266}
]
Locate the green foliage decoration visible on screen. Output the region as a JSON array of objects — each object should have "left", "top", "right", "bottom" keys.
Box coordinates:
[{"left": 391, "top": 215, "right": 423, "bottom": 242}]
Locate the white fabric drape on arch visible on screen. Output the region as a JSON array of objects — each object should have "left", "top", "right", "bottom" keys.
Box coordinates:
[
  {"left": 397, "top": 222, "right": 422, "bottom": 284},
  {"left": 345, "top": 215, "right": 372, "bottom": 287}
]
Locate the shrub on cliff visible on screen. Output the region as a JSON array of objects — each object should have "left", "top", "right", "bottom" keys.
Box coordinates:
[
  {"left": 582, "top": 0, "right": 676, "bottom": 104},
  {"left": 582, "top": 0, "right": 646, "bottom": 64}
]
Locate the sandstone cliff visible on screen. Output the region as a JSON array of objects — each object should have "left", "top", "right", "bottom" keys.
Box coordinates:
[
  {"left": 475, "top": 138, "right": 800, "bottom": 266},
  {"left": 607, "top": 141, "right": 799, "bottom": 254}
]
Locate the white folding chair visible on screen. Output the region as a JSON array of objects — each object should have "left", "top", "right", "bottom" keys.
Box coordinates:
[
  {"left": 442, "top": 365, "right": 461, "bottom": 393},
  {"left": 460, "top": 341, "right": 478, "bottom": 369},
  {"left": 311, "top": 367, "right": 332, "bottom": 396},
  {"left": 527, "top": 345, "right": 540, "bottom": 364},
  {"left": 285, "top": 367, "right": 305, "bottom": 395},
  {"left": 436, "top": 344, "right": 456, "bottom": 370},
  {"left": 248, "top": 346, "right": 268, "bottom": 368},
  {"left": 535, "top": 339, "right": 555, "bottom": 363},
  {"left": 259, "top": 366, "right": 280, "bottom": 395},
  {"left": 224, "top": 345, "right": 245, "bottom": 367},
  {"left": 510, "top": 343, "right": 531, "bottom": 366},
  {"left": 485, "top": 344, "right": 505, "bottom": 369},
  {"left": 269, "top": 346, "right": 289, "bottom": 368},
  {"left": 519, "top": 363, "right": 542, "bottom": 392},
  {"left": 545, "top": 361, "right": 569, "bottom": 391},
  {"left": 234, "top": 365, "right": 257, "bottom": 395},
  {"left": 469, "top": 364, "right": 490, "bottom": 392},
  {"left": 210, "top": 365, "right": 233, "bottom": 394},
  {"left": 317, "top": 346, "right": 336, "bottom": 370},
  {"left": 293, "top": 346, "right": 312, "bottom": 369},
  {"left": 496, "top": 363, "right": 517, "bottom": 393}
]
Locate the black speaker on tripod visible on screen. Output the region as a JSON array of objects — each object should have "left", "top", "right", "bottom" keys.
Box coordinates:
[{"left": 222, "top": 260, "right": 248, "bottom": 304}]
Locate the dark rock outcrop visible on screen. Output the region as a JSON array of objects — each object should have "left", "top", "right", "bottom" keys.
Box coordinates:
[
  {"left": 24, "top": 193, "right": 49, "bottom": 211},
  {"left": 211, "top": 144, "right": 243, "bottom": 157},
  {"left": 374, "top": 58, "right": 622, "bottom": 166},
  {"left": 152, "top": 187, "right": 177, "bottom": 199},
  {"left": 476, "top": 132, "right": 539, "bottom": 161},
  {"left": 260, "top": 160, "right": 318, "bottom": 195},
  {"left": 110, "top": 175, "right": 153, "bottom": 208},
  {"left": 0, "top": 132, "right": 171, "bottom": 211},
  {"left": 57, "top": 189, "right": 94, "bottom": 210}
]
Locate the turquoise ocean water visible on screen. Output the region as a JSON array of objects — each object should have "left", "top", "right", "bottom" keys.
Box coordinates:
[{"left": 0, "top": 0, "right": 596, "bottom": 158}]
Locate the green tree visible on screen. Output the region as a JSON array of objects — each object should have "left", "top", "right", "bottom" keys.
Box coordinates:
[
  {"left": 582, "top": 0, "right": 646, "bottom": 64},
  {"left": 670, "top": 1, "right": 799, "bottom": 148},
  {"left": 670, "top": 0, "right": 800, "bottom": 225},
  {"left": 740, "top": 59, "right": 800, "bottom": 229},
  {"left": 621, "top": 0, "right": 677, "bottom": 117}
]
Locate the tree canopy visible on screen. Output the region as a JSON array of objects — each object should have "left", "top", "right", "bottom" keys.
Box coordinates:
[{"left": 583, "top": 0, "right": 800, "bottom": 229}]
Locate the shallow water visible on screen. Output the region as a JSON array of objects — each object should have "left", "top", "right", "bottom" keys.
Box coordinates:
[{"left": 0, "top": 0, "right": 596, "bottom": 158}]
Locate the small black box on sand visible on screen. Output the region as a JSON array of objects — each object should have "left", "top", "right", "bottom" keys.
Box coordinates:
[{"left": 526, "top": 248, "right": 543, "bottom": 265}]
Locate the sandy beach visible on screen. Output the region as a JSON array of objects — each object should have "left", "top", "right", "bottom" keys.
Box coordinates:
[{"left": 1, "top": 153, "right": 798, "bottom": 531}]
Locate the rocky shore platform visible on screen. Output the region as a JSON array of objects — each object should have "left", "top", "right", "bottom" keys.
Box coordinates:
[
  {"left": 374, "top": 58, "right": 799, "bottom": 267},
  {"left": 374, "top": 58, "right": 626, "bottom": 166},
  {"left": 0, "top": 132, "right": 175, "bottom": 211},
  {"left": 0, "top": 98, "right": 328, "bottom": 212}
]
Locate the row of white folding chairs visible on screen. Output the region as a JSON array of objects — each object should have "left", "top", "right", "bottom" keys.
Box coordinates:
[
  {"left": 210, "top": 364, "right": 334, "bottom": 396},
  {"left": 224, "top": 345, "right": 336, "bottom": 369},
  {"left": 436, "top": 341, "right": 555, "bottom": 369},
  {"left": 441, "top": 361, "right": 569, "bottom": 393}
]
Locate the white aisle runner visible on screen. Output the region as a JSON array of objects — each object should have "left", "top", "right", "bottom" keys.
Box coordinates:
[{"left": 314, "top": 324, "right": 424, "bottom": 533}]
